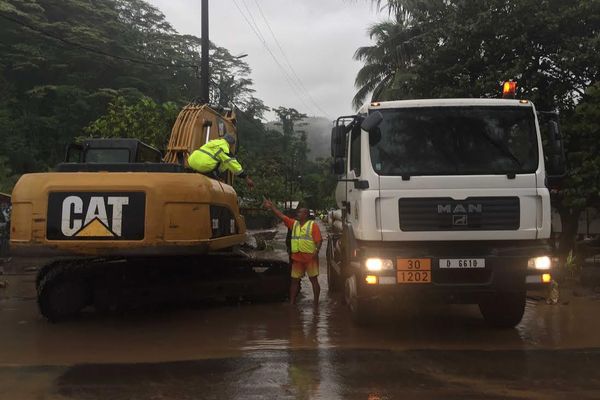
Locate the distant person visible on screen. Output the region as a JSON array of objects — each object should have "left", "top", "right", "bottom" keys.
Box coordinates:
[
  {"left": 187, "top": 134, "right": 254, "bottom": 189},
  {"left": 263, "top": 199, "right": 322, "bottom": 306}
]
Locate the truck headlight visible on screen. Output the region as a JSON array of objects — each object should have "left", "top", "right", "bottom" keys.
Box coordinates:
[
  {"left": 528, "top": 256, "right": 552, "bottom": 270},
  {"left": 365, "top": 258, "right": 394, "bottom": 271}
]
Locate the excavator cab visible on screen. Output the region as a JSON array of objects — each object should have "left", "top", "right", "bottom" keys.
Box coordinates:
[
  {"left": 55, "top": 139, "right": 184, "bottom": 173},
  {"left": 64, "top": 139, "right": 162, "bottom": 164}
]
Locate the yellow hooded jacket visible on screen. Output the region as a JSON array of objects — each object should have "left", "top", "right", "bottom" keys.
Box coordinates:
[{"left": 187, "top": 138, "right": 245, "bottom": 177}]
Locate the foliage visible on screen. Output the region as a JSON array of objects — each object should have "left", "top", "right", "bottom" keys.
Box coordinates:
[
  {"left": 300, "top": 157, "right": 338, "bottom": 210},
  {"left": 560, "top": 83, "right": 600, "bottom": 209},
  {"left": 234, "top": 108, "right": 336, "bottom": 210},
  {"left": 0, "top": 0, "right": 338, "bottom": 211},
  {"left": 84, "top": 96, "right": 179, "bottom": 151},
  {"left": 0, "top": 0, "right": 260, "bottom": 190},
  {"left": 273, "top": 107, "right": 308, "bottom": 137},
  {"left": 0, "top": 156, "right": 17, "bottom": 193},
  {"left": 355, "top": 0, "right": 600, "bottom": 109},
  {"left": 564, "top": 250, "right": 581, "bottom": 278}
]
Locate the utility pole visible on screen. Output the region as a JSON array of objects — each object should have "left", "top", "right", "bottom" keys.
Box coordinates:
[{"left": 200, "top": 0, "right": 210, "bottom": 103}]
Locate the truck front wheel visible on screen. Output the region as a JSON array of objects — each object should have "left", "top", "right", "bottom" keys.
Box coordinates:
[
  {"left": 478, "top": 291, "right": 526, "bottom": 329},
  {"left": 326, "top": 239, "right": 341, "bottom": 293},
  {"left": 327, "top": 261, "right": 341, "bottom": 293},
  {"left": 345, "top": 274, "right": 374, "bottom": 325}
]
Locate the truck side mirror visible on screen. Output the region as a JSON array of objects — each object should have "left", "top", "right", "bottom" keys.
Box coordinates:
[
  {"left": 361, "top": 111, "right": 383, "bottom": 132},
  {"left": 332, "top": 158, "right": 345, "bottom": 175},
  {"left": 538, "top": 111, "right": 567, "bottom": 185},
  {"left": 546, "top": 120, "right": 566, "bottom": 178},
  {"left": 331, "top": 126, "right": 347, "bottom": 158}
]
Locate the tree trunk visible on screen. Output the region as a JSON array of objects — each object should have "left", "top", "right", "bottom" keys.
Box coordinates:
[{"left": 557, "top": 205, "right": 581, "bottom": 258}]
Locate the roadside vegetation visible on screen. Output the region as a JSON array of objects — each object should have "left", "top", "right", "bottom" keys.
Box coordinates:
[{"left": 0, "top": 0, "right": 337, "bottom": 210}]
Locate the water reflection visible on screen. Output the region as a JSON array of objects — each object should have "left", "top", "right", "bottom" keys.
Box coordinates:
[{"left": 1, "top": 224, "right": 599, "bottom": 369}]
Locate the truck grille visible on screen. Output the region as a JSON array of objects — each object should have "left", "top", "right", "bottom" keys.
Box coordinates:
[{"left": 399, "top": 197, "right": 520, "bottom": 231}]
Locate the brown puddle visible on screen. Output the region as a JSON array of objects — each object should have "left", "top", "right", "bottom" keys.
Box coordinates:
[{"left": 1, "top": 223, "right": 600, "bottom": 367}]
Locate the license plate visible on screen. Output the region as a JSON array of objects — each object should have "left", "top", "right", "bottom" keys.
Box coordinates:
[
  {"left": 397, "top": 258, "right": 431, "bottom": 283},
  {"left": 439, "top": 258, "right": 485, "bottom": 269}
]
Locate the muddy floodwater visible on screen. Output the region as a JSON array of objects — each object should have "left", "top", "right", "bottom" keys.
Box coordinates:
[{"left": 1, "top": 222, "right": 600, "bottom": 399}]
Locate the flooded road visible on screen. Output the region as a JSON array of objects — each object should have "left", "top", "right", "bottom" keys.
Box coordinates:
[{"left": 2, "top": 223, "right": 600, "bottom": 399}]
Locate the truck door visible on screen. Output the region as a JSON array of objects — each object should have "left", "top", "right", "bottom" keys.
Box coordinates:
[{"left": 345, "top": 126, "right": 361, "bottom": 227}]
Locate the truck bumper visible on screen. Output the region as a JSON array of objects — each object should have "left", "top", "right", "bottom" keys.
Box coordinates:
[{"left": 353, "top": 240, "right": 553, "bottom": 303}]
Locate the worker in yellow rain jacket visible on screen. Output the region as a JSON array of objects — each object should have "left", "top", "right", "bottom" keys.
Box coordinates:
[{"left": 188, "top": 134, "right": 254, "bottom": 188}]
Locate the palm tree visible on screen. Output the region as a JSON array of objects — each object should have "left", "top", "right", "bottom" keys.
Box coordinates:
[
  {"left": 352, "top": 0, "right": 446, "bottom": 109},
  {"left": 353, "top": 18, "right": 424, "bottom": 108}
]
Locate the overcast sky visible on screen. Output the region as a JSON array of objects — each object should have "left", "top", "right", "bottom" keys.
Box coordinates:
[{"left": 146, "top": 0, "right": 384, "bottom": 120}]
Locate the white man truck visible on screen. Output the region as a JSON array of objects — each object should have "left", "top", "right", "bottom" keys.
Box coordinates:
[{"left": 327, "top": 96, "right": 565, "bottom": 328}]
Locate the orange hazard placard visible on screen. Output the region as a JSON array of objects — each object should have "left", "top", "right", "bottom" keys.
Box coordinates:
[{"left": 396, "top": 258, "right": 432, "bottom": 284}]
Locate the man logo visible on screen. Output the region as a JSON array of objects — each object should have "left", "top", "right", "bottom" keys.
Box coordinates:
[
  {"left": 437, "top": 201, "right": 483, "bottom": 229},
  {"left": 452, "top": 214, "right": 468, "bottom": 226},
  {"left": 47, "top": 192, "right": 145, "bottom": 240},
  {"left": 437, "top": 204, "right": 483, "bottom": 214}
]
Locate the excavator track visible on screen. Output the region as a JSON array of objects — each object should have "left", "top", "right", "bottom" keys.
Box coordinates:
[{"left": 36, "top": 255, "right": 290, "bottom": 322}]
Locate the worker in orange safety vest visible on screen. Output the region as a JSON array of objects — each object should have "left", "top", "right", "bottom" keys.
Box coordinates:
[{"left": 263, "top": 198, "right": 322, "bottom": 306}]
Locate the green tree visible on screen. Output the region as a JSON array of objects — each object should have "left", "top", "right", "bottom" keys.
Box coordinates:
[
  {"left": 300, "top": 157, "right": 338, "bottom": 210},
  {"left": 556, "top": 83, "right": 600, "bottom": 253},
  {"left": 355, "top": 0, "right": 600, "bottom": 109},
  {"left": 0, "top": 0, "right": 335, "bottom": 212},
  {"left": 0, "top": 156, "right": 16, "bottom": 193},
  {"left": 273, "top": 107, "right": 308, "bottom": 137},
  {"left": 0, "top": 0, "right": 261, "bottom": 191},
  {"left": 272, "top": 107, "right": 310, "bottom": 206},
  {"left": 353, "top": 20, "right": 420, "bottom": 108},
  {"left": 84, "top": 96, "right": 179, "bottom": 151}
]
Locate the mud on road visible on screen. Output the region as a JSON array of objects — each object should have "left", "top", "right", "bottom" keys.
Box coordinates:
[{"left": 1, "top": 223, "right": 600, "bottom": 399}]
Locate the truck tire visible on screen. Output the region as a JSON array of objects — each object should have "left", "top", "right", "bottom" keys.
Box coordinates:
[
  {"left": 326, "top": 239, "right": 341, "bottom": 293},
  {"left": 479, "top": 291, "right": 526, "bottom": 329},
  {"left": 345, "top": 274, "right": 374, "bottom": 325}
]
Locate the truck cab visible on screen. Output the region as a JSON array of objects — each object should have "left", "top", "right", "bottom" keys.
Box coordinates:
[{"left": 327, "top": 98, "right": 565, "bottom": 327}]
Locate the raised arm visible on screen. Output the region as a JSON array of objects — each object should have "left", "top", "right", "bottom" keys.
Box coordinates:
[
  {"left": 262, "top": 199, "right": 288, "bottom": 221},
  {"left": 217, "top": 150, "right": 254, "bottom": 189}
]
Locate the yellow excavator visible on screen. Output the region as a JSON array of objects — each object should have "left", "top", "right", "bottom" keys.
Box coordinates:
[
  {"left": 10, "top": 103, "right": 289, "bottom": 321},
  {"left": 12, "top": 105, "right": 244, "bottom": 258},
  {"left": 9, "top": 2, "right": 289, "bottom": 321}
]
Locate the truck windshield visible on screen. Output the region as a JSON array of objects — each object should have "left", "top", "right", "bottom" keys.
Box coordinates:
[{"left": 370, "top": 106, "right": 538, "bottom": 176}]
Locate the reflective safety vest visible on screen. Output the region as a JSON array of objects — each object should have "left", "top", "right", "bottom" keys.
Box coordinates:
[
  {"left": 290, "top": 220, "right": 316, "bottom": 254},
  {"left": 187, "top": 138, "right": 244, "bottom": 176}
]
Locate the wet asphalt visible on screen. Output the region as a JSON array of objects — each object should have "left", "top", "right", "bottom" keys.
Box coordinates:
[{"left": 1, "top": 223, "right": 600, "bottom": 399}]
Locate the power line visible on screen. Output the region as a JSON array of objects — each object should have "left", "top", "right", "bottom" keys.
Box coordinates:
[
  {"left": 239, "top": 0, "right": 268, "bottom": 45},
  {"left": 240, "top": 0, "right": 305, "bottom": 105},
  {"left": 0, "top": 13, "right": 197, "bottom": 70},
  {"left": 233, "top": 0, "right": 314, "bottom": 115},
  {"left": 231, "top": 0, "right": 319, "bottom": 116},
  {"left": 251, "top": 0, "right": 333, "bottom": 119}
]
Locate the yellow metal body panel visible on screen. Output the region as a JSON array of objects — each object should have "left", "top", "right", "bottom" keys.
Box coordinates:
[
  {"left": 10, "top": 172, "right": 246, "bottom": 257},
  {"left": 10, "top": 202, "right": 32, "bottom": 241},
  {"left": 163, "top": 203, "right": 212, "bottom": 241}
]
